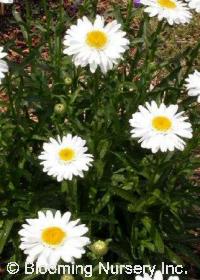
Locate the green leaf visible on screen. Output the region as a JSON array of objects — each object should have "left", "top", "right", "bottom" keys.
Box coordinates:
[
  {"left": 165, "top": 247, "right": 184, "bottom": 265},
  {"left": 154, "top": 229, "right": 164, "bottom": 254},
  {"left": 97, "top": 139, "right": 110, "bottom": 160},
  {"left": 94, "top": 192, "right": 111, "bottom": 214},
  {"left": 0, "top": 220, "right": 15, "bottom": 254},
  {"left": 12, "top": 8, "right": 28, "bottom": 41}
]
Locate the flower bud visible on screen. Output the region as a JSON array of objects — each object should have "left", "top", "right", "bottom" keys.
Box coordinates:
[
  {"left": 148, "top": 62, "right": 157, "bottom": 71},
  {"left": 61, "top": 275, "right": 75, "bottom": 280},
  {"left": 54, "top": 103, "right": 66, "bottom": 115},
  {"left": 64, "top": 77, "right": 72, "bottom": 86},
  {"left": 90, "top": 240, "right": 109, "bottom": 256}
]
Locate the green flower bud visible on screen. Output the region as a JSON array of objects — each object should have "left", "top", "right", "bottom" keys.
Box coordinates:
[
  {"left": 148, "top": 62, "right": 157, "bottom": 71},
  {"left": 54, "top": 103, "right": 66, "bottom": 115},
  {"left": 61, "top": 275, "right": 75, "bottom": 280},
  {"left": 90, "top": 240, "right": 109, "bottom": 256},
  {"left": 64, "top": 77, "right": 72, "bottom": 86}
]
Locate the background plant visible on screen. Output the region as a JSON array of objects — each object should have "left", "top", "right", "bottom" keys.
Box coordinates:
[{"left": 0, "top": 0, "right": 200, "bottom": 279}]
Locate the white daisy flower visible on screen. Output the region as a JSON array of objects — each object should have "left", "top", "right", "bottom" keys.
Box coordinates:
[
  {"left": 185, "top": 70, "right": 200, "bottom": 102},
  {"left": 38, "top": 134, "right": 93, "bottom": 182},
  {"left": 63, "top": 15, "right": 129, "bottom": 73},
  {"left": 0, "top": 47, "right": 9, "bottom": 84},
  {"left": 129, "top": 101, "right": 193, "bottom": 153},
  {"left": 140, "top": 0, "right": 191, "bottom": 25},
  {"left": 0, "top": 0, "right": 13, "bottom": 3},
  {"left": 135, "top": 270, "right": 163, "bottom": 280},
  {"left": 19, "top": 210, "right": 90, "bottom": 268},
  {"left": 186, "top": 0, "right": 200, "bottom": 12},
  {"left": 135, "top": 270, "right": 179, "bottom": 280}
]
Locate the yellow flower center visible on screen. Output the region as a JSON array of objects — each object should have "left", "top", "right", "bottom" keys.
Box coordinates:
[
  {"left": 59, "top": 147, "right": 75, "bottom": 161},
  {"left": 41, "top": 227, "right": 66, "bottom": 246},
  {"left": 86, "top": 30, "right": 108, "bottom": 49},
  {"left": 158, "top": 0, "right": 177, "bottom": 8},
  {"left": 152, "top": 116, "right": 172, "bottom": 132}
]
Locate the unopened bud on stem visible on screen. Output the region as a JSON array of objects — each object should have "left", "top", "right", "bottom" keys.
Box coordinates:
[
  {"left": 54, "top": 103, "right": 66, "bottom": 115},
  {"left": 61, "top": 275, "right": 75, "bottom": 280},
  {"left": 64, "top": 77, "right": 72, "bottom": 86},
  {"left": 90, "top": 240, "right": 109, "bottom": 256}
]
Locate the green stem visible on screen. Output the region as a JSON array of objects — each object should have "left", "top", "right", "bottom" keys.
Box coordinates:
[
  {"left": 92, "top": 0, "right": 98, "bottom": 17},
  {"left": 24, "top": 0, "right": 32, "bottom": 48},
  {"left": 62, "top": 180, "right": 78, "bottom": 215},
  {"left": 42, "top": 0, "right": 53, "bottom": 60},
  {"left": 125, "top": 0, "right": 133, "bottom": 28}
]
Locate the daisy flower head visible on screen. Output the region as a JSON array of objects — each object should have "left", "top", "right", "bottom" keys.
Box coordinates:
[
  {"left": 0, "top": 47, "right": 9, "bottom": 84},
  {"left": 38, "top": 134, "right": 93, "bottom": 182},
  {"left": 140, "top": 0, "right": 192, "bottom": 25},
  {"left": 185, "top": 70, "right": 200, "bottom": 102},
  {"left": 19, "top": 210, "right": 90, "bottom": 268},
  {"left": 63, "top": 15, "right": 129, "bottom": 73},
  {"left": 135, "top": 270, "right": 179, "bottom": 280},
  {"left": 129, "top": 101, "right": 193, "bottom": 153},
  {"left": 135, "top": 270, "right": 163, "bottom": 280},
  {"left": 186, "top": 0, "right": 200, "bottom": 12}
]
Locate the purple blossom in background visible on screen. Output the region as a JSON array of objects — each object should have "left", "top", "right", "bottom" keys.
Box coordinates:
[
  {"left": 133, "top": 0, "right": 141, "bottom": 8},
  {"left": 72, "top": 0, "right": 83, "bottom": 12},
  {"left": 66, "top": 0, "right": 83, "bottom": 16}
]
